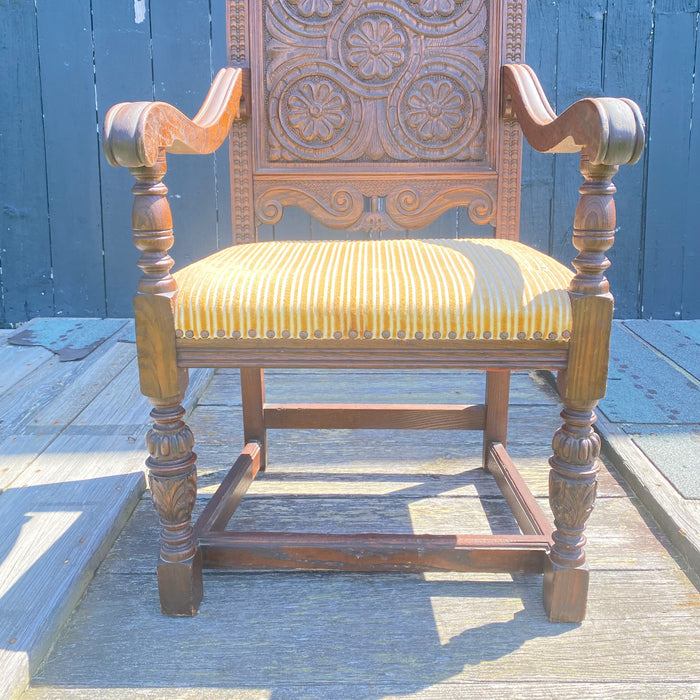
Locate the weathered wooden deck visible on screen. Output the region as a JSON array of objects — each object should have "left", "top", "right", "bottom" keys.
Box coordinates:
[{"left": 1, "top": 321, "right": 699, "bottom": 698}]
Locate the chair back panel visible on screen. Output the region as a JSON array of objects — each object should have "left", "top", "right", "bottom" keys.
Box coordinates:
[{"left": 227, "top": 0, "right": 525, "bottom": 242}]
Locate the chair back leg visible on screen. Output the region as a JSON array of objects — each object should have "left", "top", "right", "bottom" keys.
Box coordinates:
[
  {"left": 483, "top": 370, "right": 511, "bottom": 468},
  {"left": 241, "top": 368, "right": 268, "bottom": 470}
]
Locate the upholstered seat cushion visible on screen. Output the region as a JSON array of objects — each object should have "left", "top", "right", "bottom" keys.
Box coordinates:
[{"left": 173, "top": 239, "right": 574, "bottom": 342}]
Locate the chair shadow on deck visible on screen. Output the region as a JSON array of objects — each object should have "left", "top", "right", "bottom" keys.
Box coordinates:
[
  {"left": 0, "top": 472, "right": 144, "bottom": 687},
  {"left": 22, "top": 425, "right": 575, "bottom": 696}
]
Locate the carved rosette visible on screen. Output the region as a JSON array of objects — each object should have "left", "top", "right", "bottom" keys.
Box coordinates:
[
  {"left": 146, "top": 403, "right": 198, "bottom": 563},
  {"left": 548, "top": 405, "right": 600, "bottom": 568}
]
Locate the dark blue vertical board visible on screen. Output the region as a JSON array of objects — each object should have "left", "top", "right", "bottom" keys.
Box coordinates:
[
  {"left": 277, "top": 208, "right": 312, "bottom": 241},
  {"left": 550, "top": 1, "right": 606, "bottom": 272},
  {"left": 642, "top": 8, "right": 696, "bottom": 318},
  {"left": 521, "top": 0, "right": 559, "bottom": 254},
  {"left": 682, "top": 14, "right": 700, "bottom": 317},
  {"left": 150, "top": 0, "right": 219, "bottom": 271},
  {"left": 0, "top": 2, "right": 54, "bottom": 323},
  {"left": 212, "top": 0, "right": 233, "bottom": 248},
  {"left": 603, "top": 0, "right": 654, "bottom": 318},
  {"left": 35, "top": 0, "right": 106, "bottom": 316},
  {"left": 93, "top": 0, "right": 154, "bottom": 317}
]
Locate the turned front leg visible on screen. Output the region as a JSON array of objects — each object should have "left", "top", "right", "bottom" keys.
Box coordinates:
[
  {"left": 543, "top": 156, "right": 618, "bottom": 622},
  {"left": 131, "top": 153, "right": 202, "bottom": 614},
  {"left": 147, "top": 397, "right": 202, "bottom": 615}
]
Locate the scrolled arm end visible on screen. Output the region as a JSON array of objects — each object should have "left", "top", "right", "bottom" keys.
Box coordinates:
[
  {"left": 102, "top": 67, "right": 246, "bottom": 169},
  {"left": 502, "top": 64, "right": 645, "bottom": 166}
]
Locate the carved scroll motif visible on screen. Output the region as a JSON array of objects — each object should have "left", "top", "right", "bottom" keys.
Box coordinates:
[
  {"left": 262, "top": 0, "right": 489, "bottom": 164},
  {"left": 257, "top": 185, "right": 365, "bottom": 228},
  {"left": 386, "top": 184, "right": 496, "bottom": 228}
]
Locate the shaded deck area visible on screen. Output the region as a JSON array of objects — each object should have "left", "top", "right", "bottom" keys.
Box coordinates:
[{"left": 0, "top": 319, "right": 698, "bottom": 698}]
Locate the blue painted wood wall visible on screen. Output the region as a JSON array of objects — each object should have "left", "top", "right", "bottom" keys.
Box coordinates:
[{"left": 1, "top": 0, "right": 698, "bottom": 323}]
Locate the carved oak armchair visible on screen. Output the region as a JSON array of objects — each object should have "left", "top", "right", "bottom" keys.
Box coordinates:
[{"left": 102, "top": 0, "right": 644, "bottom": 622}]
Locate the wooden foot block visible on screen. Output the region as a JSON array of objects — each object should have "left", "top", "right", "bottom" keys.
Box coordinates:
[
  {"left": 542, "top": 556, "right": 589, "bottom": 622},
  {"left": 157, "top": 549, "right": 203, "bottom": 616}
]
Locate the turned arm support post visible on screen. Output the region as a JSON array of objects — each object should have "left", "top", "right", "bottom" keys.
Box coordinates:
[
  {"left": 503, "top": 65, "right": 645, "bottom": 622},
  {"left": 501, "top": 62, "right": 646, "bottom": 401},
  {"left": 101, "top": 67, "right": 246, "bottom": 400},
  {"left": 102, "top": 69, "right": 246, "bottom": 618}
]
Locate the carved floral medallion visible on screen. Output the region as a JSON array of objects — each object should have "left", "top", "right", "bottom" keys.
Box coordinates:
[
  {"left": 346, "top": 18, "right": 406, "bottom": 81},
  {"left": 264, "top": 0, "right": 488, "bottom": 163},
  {"left": 287, "top": 80, "right": 346, "bottom": 141}
]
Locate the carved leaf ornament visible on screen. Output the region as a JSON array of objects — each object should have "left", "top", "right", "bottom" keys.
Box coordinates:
[{"left": 266, "top": 0, "right": 488, "bottom": 163}]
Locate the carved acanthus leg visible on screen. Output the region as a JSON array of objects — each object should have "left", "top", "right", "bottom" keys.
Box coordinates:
[
  {"left": 130, "top": 153, "right": 202, "bottom": 615},
  {"left": 148, "top": 396, "right": 202, "bottom": 616},
  {"left": 544, "top": 156, "right": 618, "bottom": 622},
  {"left": 544, "top": 402, "right": 600, "bottom": 621}
]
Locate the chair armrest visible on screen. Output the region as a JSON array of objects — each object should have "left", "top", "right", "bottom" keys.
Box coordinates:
[
  {"left": 102, "top": 67, "right": 247, "bottom": 168},
  {"left": 501, "top": 64, "right": 644, "bottom": 166}
]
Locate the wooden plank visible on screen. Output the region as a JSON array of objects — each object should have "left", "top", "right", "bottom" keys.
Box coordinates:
[
  {"left": 104, "top": 491, "right": 675, "bottom": 575},
  {"left": 177, "top": 342, "right": 569, "bottom": 371},
  {"left": 0, "top": 331, "right": 136, "bottom": 493},
  {"left": 263, "top": 403, "right": 486, "bottom": 430},
  {"left": 194, "top": 442, "right": 261, "bottom": 535},
  {"left": 601, "top": 323, "right": 700, "bottom": 423},
  {"left": 0, "top": 339, "right": 214, "bottom": 699},
  {"left": 0, "top": 1, "right": 53, "bottom": 323},
  {"left": 484, "top": 370, "right": 510, "bottom": 449},
  {"left": 622, "top": 319, "right": 700, "bottom": 381},
  {"left": 92, "top": 0, "right": 154, "bottom": 317},
  {"left": 150, "top": 0, "right": 220, "bottom": 269},
  {"left": 486, "top": 442, "right": 553, "bottom": 538},
  {"left": 35, "top": 0, "right": 105, "bottom": 316},
  {"left": 595, "top": 412, "right": 700, "bottom": 574},
  {"left": 0, "top": 340, "right": 53, "bottom": 399},
  {"left": 520, "top": 0, "right": 558, "bottom": 253},
  {"left": 603, "top": 0, "right": 654, "bottom": 318},
  {"left": 201, "top": 530, "right": 548, "bottom": 573},
  {"left": 188, "top": 404, "right": 626, "bottom": 500},
  {"left": 630, "top": 425, "right": 700, "bottom": 499},
  {"left": 642, "top": 8, "right": 696, "bottom": 318},
  {"left": 240, "top": 367, "right": 266, "bottom": 464},
  {"left": 29, "top": 567, "right": 700, "bottom": 690},
  {"left": 550, "top": 0, "right": 606, "bottom": 270},
  {"left": 275, "top": 206, "right": 312, "bottom": 241},
  {"left": 199, "top": 368, "right": 561, "bottom": 407},
  {"left": 22, "top": 682, "right": 700, "bottom": 699},
  {"left": 655, "top": 0, "right": 700, "bottom": 13},
  {"left": 683, "top": 13, "right": 700, "bottom": 318},
  {"left": 0, "top": 434, "right": 147, "bottom": 700}
]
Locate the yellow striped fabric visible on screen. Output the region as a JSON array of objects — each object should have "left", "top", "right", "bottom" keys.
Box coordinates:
[{"left": 173, "top": 239, "right": 573, "bottom": 341}]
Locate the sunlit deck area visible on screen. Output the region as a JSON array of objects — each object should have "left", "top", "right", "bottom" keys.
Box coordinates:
[{"left": 1, "top": 319, "right": 698, "bottom": 699}]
